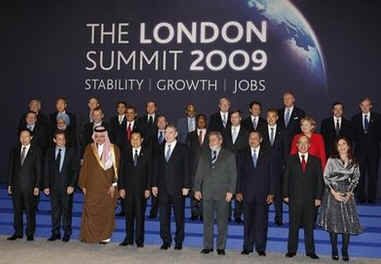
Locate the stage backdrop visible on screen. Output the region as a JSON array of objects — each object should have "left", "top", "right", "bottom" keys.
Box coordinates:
[{"left": 2, "top": 0, "right": 381, "bottom": 195}]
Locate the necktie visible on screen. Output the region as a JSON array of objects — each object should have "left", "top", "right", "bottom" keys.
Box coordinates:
[
  {"left": 270, "top": 127, "right": 275, "bottom": 146},
  {"left": 252, "top": 117, "right": 257, "bottom": 130},
  {"left": 301, "top": 154, "right": 307, "bottom": 173},
  {"left": 211, "top": 150, "right": 217, "bottom": 164},
  {"left": 335, "top": 119, "right": 340, "bottom": 136},
  {"left": 20, "top": 147, "right": 26, "bottom": 166},
  {"left": 28, "top": 125, "right": 33, "bottom": 132},
  {"left": 232, "top": 127, "right": 237, "bottom": 144},
  {"left": 56, "top": 148, "right": 62, "bottom": 173},
  {"left": 252, "top": 149, "right": 258, "bottom": 168},
  {"left": 127, "top": 123, "right": 132, "bottom": 140},
  {"left": 364, "top": 115, "right": 369, "bottom": 132},
  {"left": 133, "top": 149, "right": 138, "bottom": 167},
  {"left": 222, "top": 114, "right": 227, "bottom": 127},
  {"left": 148, "top": 115, "right": 153, "bottom": 126},
  {"left": 198, "top": 130, "right": 203, "bottom": 146},
  {"left": 285, "top": 108, "right": 291, "bottom": 128},
  {"left": 158, "top": 131, "right": 164, "bottom": 144},
  {"left": 165, "top": 144, "right": 171, "bottom": 162},
  {"left": 119, "top": 116, "right": 123, "bottom": 125}
]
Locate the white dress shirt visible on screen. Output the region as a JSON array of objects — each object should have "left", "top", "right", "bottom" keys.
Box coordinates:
[
  {"left": 165, "top": 140, "right": 177, "bottom": 159},
  {"left": 126, "top": 120, "right": 135, "bottom": 130},
  {"left": 118, "top": 115, "right": 125, "bottom": 124},
  {"left": 251, "top": 145, "right": 260, "bottom": 156},
  {"left": 197, "top": 128, "right": 207, "bottom": 144},
  {"left": 20, "top": 144, "right": 31, "bottom": 157},
  {"left": 298, "top": 152, "right": 309, "bottom": 163},
  {"left": 251, "top": 115, "right": 259, "bottom": 129},
  {"left": 333, "top": 116, "right": 342, "bottom": 129},
  {"left": 220, "top": 111, "right": 228, "bottom": 124},
  {"left": 132, "top": 147, "right": 142, "bottom": 157},
  {"left": 231, "top": 125, "right": 240, "bottom": 144}
]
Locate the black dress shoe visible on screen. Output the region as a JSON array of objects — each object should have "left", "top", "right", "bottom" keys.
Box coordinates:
[
  {"left": 285, "top": 252, "right": 296, "bottom": 258},
  {"left": 160, "top": 243, "right": 170, "bottom": 250},
  {"left": 200, "top": 248, "right": 213, "bottom": 254},
  {"left": 368, "top": 200, "right": 376, "bottom": 204},
  {"left": 27, "top": 236, "right": 34, "bottom": 241},
  {"left": 257, "top": 251, "right": 266, "bottom": 256},
  {"left": 241, "top": 250, "right": 252, "bottom": 255},
  {"left": 48, "top": 234, "right": 60, "bottom": 241},
  {"left": 62, "top": 236, "right": 70, "bottom": 242},
  {"left": 275, "top": 219, "right": 283, "bottom": 226},
  {"left": 7, "top": 234, "right": 22, "bottom": 240},
  {"left": 190, "top": 215, "right": 198, "bottom": 221},
  {"left": 307, "top": 253, "right": 319, "bottom": 259},
  {"left": 136, "top": 244, "right": 144, "bottom": 248},
  {"left": 342, "top": 255, "right": 349, "bottom": 261},
  {"left": 217, "top": 249, "right": 226, "bottom": 255},
  {"left": 119, "top": 239, "right": 132, "bottom": 246},
  {"left": 235, "top": 217, "right": 243, "bottom": 224},
  {"left": 174, "top": 243, "right": 182, "bottom": 250},
  {"left": 149, "top": 211, "right": 157, "bottom": 219},
  {"left": 200, "top": 216, "right": 203, "bottom": 222},
  {"left": 332, "top": 255, "right": 339, "bottom": 261}
]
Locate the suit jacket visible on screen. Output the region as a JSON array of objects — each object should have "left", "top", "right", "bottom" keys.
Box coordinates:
[
  {"left": 208, "top": 112, "right": 231, "bottom": 133},
  {"left": 351, "top": 112, "right": 381, "bottom": 156},
  {"left": 119, "top": 146, "right": 152, "bottom": 195},
  {"left": 8, "top": 144, "right": 42, "bottom": 192},
  {"left": 50, "top": 111, "right": 77, "bottom": 136},
  {"left": 18, "top": 123, "right": 49, "bottom": 155},
  {"left": 242, "top": 116, "right": 266, "bottom": 132},
  {"left": 193, "top": 148, "right": 237, "bottom": 201},
  {"left": 79, "top": 121, "right": 110, "bottom": 158},
  {"left": 177, "top": 116, "right": 196, "bottom": 144},
  {"left": 109, "top": 115, "right": 127, "bottom": 149},
  {"left": 153, "top": 142, "right": 191, "bottom": 196},
  {"left": 277, "top": 106, "right": 305, "bottom": 150},
  {"left": 223, "top": 125, "right": 249, "bottom": 156},
  {"left": 43, "top": 146, "right": 78, "bottom": 191},
  {"left": 186, "top": 130, "right": 209, "bottom": 182},
  {"left": 137, "top": 114, "right": 158, "bottom": 147},
  {"left": 320, "top": 117, "right": 354, "bottom": 157},
  {"left": 18, "top": 112, "right": 49, "bottom": 131},
  {"left": 238, "top": 147, "right": 275, "bottom": 202},
  {"left": 283, "top": 154, "right": 323, "bottom": 203}
]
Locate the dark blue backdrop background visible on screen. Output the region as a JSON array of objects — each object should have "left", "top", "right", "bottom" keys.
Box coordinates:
[{"left": 1, "top": 0, "right": 381, "bottom": 196}]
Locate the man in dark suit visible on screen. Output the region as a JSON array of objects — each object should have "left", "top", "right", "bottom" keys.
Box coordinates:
[
  {"left": 119, "top": 132, "right": 152, "bottom": 247},
  {"left": 43, "top": 130, "right": 78, "bottom": 242},
  {"left": 352, "top": 97, "right": 381, "bottom": 203},
  {"left": 152, "top": 124, "right": 191, "bottom": 250},
  {"left": 237, "top": 131, "right": 275, "bottom": 256},
  {"left": 260, "top": 109, "right": 287, "bottom": 226},
  {"left": 80, "top": 107, "right": 109, "bottom": 159},
  {"left": 7, "top": 129, "right": 41, "bottom": 241},
  {"left": 186, "top": 114, "right": 209, "bottom": 220},
  {"left": 321, "top": 102, "right": 354, "bottom": 158},
  {"left": 78, "top": 96, "right": 101, "bottom": 134},
  {"left": 242, "top": 101, "right": 266, "bottom": 132},
  {"left": 19, "top": 111, "right": 49, "bottom": 156},
  {"left": 177, "top": 104, "right": 196, "bottom": 144},
  {"left": 137, "top": 100, "right": 158, "bottom": 147},
  {"left": 208, "top": 97, "right": 231, "bottom": 133},
  {"left": 18, "top": 98, "right": 49, "bottom": 131},
  {"left": 194, "top": 131, "right": 237, "bottom": 255},
  {"left": 283, "top": 135, "right": 323, "bottom": 259},
  {"left": 109, "top": 101, "right": 127, "bottom": 150},
  {"left": 49, "top": 97, "right": 77, "bottom": 140},
  {"left": 277, "top": 91, "right": 306, "bottom": 152},
  {"left": 223, "top": 110, "right": 249, "bottom": 223},
  {"left": 55, "top": 114, "right": 77, "bottom": 150},
  {"left": 148, "top": 115, "right": 168, "bottom": 219}
]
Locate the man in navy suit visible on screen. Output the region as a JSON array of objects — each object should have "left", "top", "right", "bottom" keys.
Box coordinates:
[
  {"left": 237, "top": 131, "right": 276, "bottom": 256},
  {"left": 43, "top": 130, "right": 78, "bottom": 242},
  {"left": 208, "top": 97, "right": 231, "bottom": 133},
  {"left": 49, "top": 97, "right": 77, "bottom": 140},
  {"left": 8, "top": 129, "right": 41, "bottom": 241},
  {"left": 109, "top": 101, "right": 128, "bottom": 151},
  {"left": 242, "top": 101, "right": 266, "bottom": 132},
  {"left": 152, "top": 124, "right": 191, "bottom": 250},
  {"left": 177, "top": 104, "right": 196, "bottom": 144},
  {"left": 351, "top": 97, "right": 381, "bottom": 203}
]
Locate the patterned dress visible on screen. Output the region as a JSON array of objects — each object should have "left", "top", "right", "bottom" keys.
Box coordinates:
[{"left": 318, "top": 158, "right": 362, "bottom": 234}]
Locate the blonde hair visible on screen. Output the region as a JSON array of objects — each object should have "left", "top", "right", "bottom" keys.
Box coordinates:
[{"left": 300, "top": 116, "right": 317, "bottom": 132}]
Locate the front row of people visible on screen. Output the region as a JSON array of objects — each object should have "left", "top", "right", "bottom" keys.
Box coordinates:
[{"left": 7, "top": 126, "right": 362, "bottom": 261}]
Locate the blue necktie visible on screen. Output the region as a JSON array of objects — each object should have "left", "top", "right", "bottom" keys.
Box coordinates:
[
  {"left": 364, "top": 115, "right": 369, "bottom": 132},
  {"left": 285, "top": 109, "right": 291, "bottom": 127},
  {"left": 133, "top": 149, "right": 138, "bottom": 167},
  {"left": 165, "top": 144, "right": 171, "bottom": 162},
  {"left": 252, "top": 149, "right": 258, "bottom": 168},
  {"left": 158, "top": 131, "right": 164, "bottom": 144},
  {"left": 211, "top": 150, "right": 217, "bottom": 164},
  {"left": 56, "top": 148, "right": 62, "bottom": 173}
]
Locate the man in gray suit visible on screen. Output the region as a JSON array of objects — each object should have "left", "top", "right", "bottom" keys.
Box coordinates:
[{"left": 193, "top": 131, "right": 237, "bottom": 255}]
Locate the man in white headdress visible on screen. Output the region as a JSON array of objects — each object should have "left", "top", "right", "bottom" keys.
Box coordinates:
[{"left": 78, "top": 126, "right": 120, "bottom": 244}]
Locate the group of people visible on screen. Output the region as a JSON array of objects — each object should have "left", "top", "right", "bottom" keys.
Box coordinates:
[{"left": 7, "top": 92, "right": 381, "bottom": 261}]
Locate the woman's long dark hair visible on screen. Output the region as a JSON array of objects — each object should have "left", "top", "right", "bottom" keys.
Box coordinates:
[{"left": 331, "top": 136, "right": 358, "bottom": 165}]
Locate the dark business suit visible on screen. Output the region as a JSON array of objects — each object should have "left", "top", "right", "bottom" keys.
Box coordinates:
[
  {"left": 8, "top": 144, "right": 42, "bottom": 237},
  {"left": 119, "top": 146, "right": 152, "bottom": 245},
  {"left": 208, "top": 112, "right": 230, "bottom": 133},
  {"left": 79, "top": 121, "right": 109, "bottom": 158},
  {"left": 153, "top": 142, "right": 191, "bottom": 245},
  {"left": 19, "top": 123, "right": 49, "bottom": 156},
  {"left": 238, "top": 147, "right": 275, "bottom": 252},
  {"left": 109, "top": 115, "right": 127, "bottom": 150},
  {"left": 320, "top": 117, "right": 353, "bottom": 157},
  {"left": 137, "top": 114, "right": 158, "bottom": 147},
  {"left": 177, "top": 116, "right": 196, "bottom": 144},
  {"left": 223, "top": 125, "right": 249, "bottom": 220},
  {"left": 18, "top": 112, "right": 50, "bottom": 132},
  {"left": 278, "top": 107, "right": 305, "bottom": 152},
  {"left": 193, "top": 148, "right": 237, "bottom": 250},
  {"left": 50, "top": 111, "right": 77, "bottom": 137},
  {"left": 44, "top": 146, "right": 78, "bottom": 237},
  {"left": 186, "top": 129, "right": 209, "bottom": 219},
  {"left": 283, "top": 154, "right": 323, "bottom": 255},
  {"left": 242, "top": 116, "right": 266, "bottom": 132},
  {"left": 352, "top": 112, "right": 381, "bottom": 202},
  {"left": 260, "top": 125, "right": 287, "bottom": 223}
]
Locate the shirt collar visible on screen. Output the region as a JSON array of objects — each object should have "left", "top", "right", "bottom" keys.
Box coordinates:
[
  {"left": 21, "top": 144, "right": 31, "bottom": 150},
  {"left": 166, "top": 140, "right": 177, "bottom": 147},
  {"left": 298, "top": 152, "right": 308, "bottom": 160},
  {"left": 268, "top": 123, "right": 277, "bottom": 129},
  {"left": 251, "top": 145, "right": 260, "bottom": 153},
  {"left": 133, "top": 146, "right": 142, "bottom": 153}
]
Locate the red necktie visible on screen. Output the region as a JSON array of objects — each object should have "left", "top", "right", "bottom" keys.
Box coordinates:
[
  {"left": 127, "top": 123, "right": 132, "bottom": 141},
  {"left": 301, "top": 155, "right": 307, "bottom": 173},
  {"left": 198, "top": 130, "right": 203, "bottom": 146}
]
